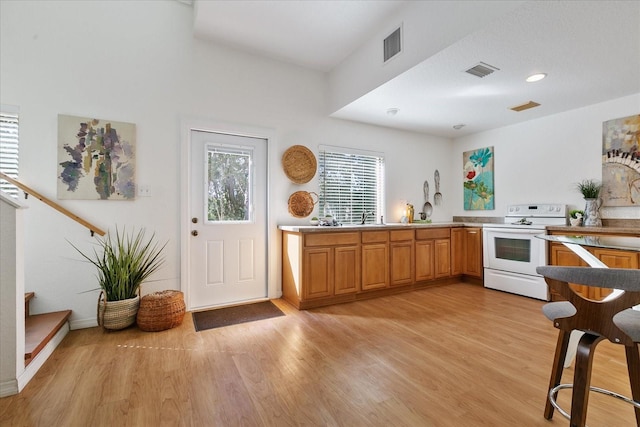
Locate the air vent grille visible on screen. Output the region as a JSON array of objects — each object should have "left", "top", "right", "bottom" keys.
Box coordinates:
[
  {"left": 510, "top": 101, "right": 541, "bottom": 112},
  {"left": 383, "top": 27, "right": 402, "bottom": 62},
  {"left": 465, "top": 62, "right": 499, "bottom": 78}
]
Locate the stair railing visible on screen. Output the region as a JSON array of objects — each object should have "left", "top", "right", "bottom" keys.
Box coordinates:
[{"left": 0, "top": 172, "right": 105, "bottom": 236}]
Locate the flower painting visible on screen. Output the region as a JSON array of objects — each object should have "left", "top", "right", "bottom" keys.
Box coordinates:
[
  {"left": 57, "top": 114, "right": 136, "bottom": 200},
  {"left": 601, "top": 114, "right": 639, "bottom": 206},
  {"left": 463, "top": 146, "right": 494, "bottom": 210}
]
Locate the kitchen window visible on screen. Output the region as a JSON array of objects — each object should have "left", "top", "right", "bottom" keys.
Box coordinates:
[
  {"left": 318, "top": 146, "right": 385, "bottom": 224},
  {"left": 0, "top": 106, "right": 19, "bottom": 198}
]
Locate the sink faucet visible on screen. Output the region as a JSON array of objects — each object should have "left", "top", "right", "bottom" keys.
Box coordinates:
[{"left": 360, "top": 211, "right": 374, "bottom": 225}]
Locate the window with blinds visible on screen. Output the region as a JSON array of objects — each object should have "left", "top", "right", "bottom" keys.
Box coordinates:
[
  {"left": 0, "top": 110, "right": 19, "bottom": 198},
  {"left": 318, "top": 147, "right": 385, "bottom": 225}
]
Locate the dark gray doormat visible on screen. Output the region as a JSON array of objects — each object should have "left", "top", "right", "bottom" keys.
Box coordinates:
[{"left": 192, "top": 301, "right": 285, "bottom": 332}]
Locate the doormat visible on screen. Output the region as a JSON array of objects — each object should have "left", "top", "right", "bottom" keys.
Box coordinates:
[{"left": 192, "top": 301, "right": 285, "bottom": 332}]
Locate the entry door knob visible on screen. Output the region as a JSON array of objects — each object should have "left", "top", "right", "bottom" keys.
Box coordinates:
[
  {"left": 191, "top": 230, "right": 198, "bottom": 237},
  {"left": 192, "top": 217, "right": 198, "bottom": 223}
]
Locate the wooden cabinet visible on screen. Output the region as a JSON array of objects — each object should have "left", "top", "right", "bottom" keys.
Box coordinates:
[
  {"left": 282, "top": 231, "right": 360, "bottom": 308},
  {"left": 282, "top": 225, "right": 480, "bottom": 310},
  {"left": 463, "top": 228, "right": 483, "bottom": 278},
  {"left": 549, "top": 233, "right": 639, "bottom": 301},
  {"left": 390, "top": 230, "right": 414, "bottom": 286},
  {"left": 361, "top": 230, "right": 388, "bottom": 291},
  {"left": 415, "top": 228, "right": 450, "bottom": 282},
  {"left": 415, "top": 240, "right": 435, "bottom": 281},
  {"left": 450, "top": 228, "right": 464, "bottom": 276},
  {"left": 450, "top": 227, "right": 483, "bottom": 278}
]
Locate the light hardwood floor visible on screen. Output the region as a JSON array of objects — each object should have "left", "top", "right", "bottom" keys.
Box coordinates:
[{"left": 1, "top": 283, "right": 636, "bottom": 426}]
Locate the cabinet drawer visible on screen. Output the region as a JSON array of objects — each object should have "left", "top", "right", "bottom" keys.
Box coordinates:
[
  {"left": 305, "top": 232, "right": 359, "bottom": 247},
  {"left": 361, "top": 230, "right": 388, "bottom": 243},
  {"left": 390, "top": 230, "right": 414, "bottom": 242},
  {"left": 415, "top": 228, "right": 450, "bottom": 240}
]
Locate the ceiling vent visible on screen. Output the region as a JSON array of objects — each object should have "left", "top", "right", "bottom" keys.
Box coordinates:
[
  {"left": 510, "top": 101, "right": 541, "bottom": 112},
  {"left": 464, "top": 62, "right": 499, "bottom": 78},
  {"left": 383, "top": 26, "right": 402, "bottom": 63}
]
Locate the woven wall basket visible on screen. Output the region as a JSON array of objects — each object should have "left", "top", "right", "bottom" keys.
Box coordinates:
[
  {"left": 97, "top": 292, "right": 140, "bottom": 330},
  {"left": 288, "top": 191, "right": 318, "bottom": 218},
  {"left": 282, "top": 145, "right": 317, "bottom": 184},
  {"left": 136, "top": 290, "right": 186, "bottom": 332}
]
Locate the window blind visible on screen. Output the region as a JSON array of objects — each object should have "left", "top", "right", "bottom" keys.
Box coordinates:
[
  {"left": 0, "top": 111, "right": 19, "bottom": 198},
  {"left": 319, "top": 148, "right": 384, "bottom": 225}
]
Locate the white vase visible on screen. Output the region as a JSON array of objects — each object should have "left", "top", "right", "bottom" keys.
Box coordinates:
[
  {"left": 569, "top": 217, "right": 582, "bottom": 226},
  {"left": 583, "top": 198, "right": 602, "bottom": 227}
]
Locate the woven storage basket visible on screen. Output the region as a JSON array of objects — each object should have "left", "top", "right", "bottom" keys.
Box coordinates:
[
  {"left": 97, "top": 292, "right": 139, "bottom": 330},
  {"left": 282, "top": 145, "right": 317, "bottom": 184},
  {"left": 136, "top": 290, "right": 186, "bottom": 332},
  {"left": 288, "top": 191, "right": 318, "bottom": 218}
]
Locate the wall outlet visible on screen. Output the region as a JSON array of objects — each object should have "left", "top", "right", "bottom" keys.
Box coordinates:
[{"left": 137, "top": 185, "right": 152, "bottom": 197}]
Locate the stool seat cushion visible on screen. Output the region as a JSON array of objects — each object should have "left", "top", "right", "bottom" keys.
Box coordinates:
[
  {"left": 613, "top": 308, "right": 640, "bottom": 342},
  {"left": 542, "top": 301, "right": 576, "bottom": 321}
]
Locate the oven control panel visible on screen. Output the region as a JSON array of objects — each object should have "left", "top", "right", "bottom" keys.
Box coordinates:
[{"left": 506, "top": 204, "right": 566, "bottom": 218}]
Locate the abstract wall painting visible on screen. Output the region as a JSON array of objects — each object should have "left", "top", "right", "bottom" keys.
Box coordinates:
[
  {"left": 463, "top": 146, "right": 494, "bottom": 210},
  {"left": 601, "top": 114, "right": 640, "bottom": 206},
  {"left": 57, "top": 114, "right": 136, "bottom": 200}
]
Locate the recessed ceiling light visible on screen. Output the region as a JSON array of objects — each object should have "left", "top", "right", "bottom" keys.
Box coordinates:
[
  {"left": 453, "top": 124, "right": 466, "bottom": 130},
  {"left": 387, "top": 108, "right": 399, "bottom": 116},
  {"left": 526, "top": 73, "right": 547, "bottom": 83}
]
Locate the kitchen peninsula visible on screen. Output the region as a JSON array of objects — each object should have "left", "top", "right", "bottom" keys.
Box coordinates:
[{"left": 280, "top": 223, "right": 482, "bottom": 309}]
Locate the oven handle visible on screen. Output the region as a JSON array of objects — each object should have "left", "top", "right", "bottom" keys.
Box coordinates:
[{"left": 483, "top": 228, "right": 545, "bottom": 236}]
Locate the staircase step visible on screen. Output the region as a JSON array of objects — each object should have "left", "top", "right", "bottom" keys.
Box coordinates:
[
  {"left": 25, "top": 310, "right": 72, "bottom": 366},
  {"left": 25, "top": 292, "right": 35, "bottom": 317}
]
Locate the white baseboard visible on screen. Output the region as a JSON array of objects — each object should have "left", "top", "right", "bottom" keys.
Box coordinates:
[
  {"left": 0, "top": 378, "right": 18, "bottom": 398},
  {"left": 69, "top": 317, "right": 98, "bottom": 330},
  {"left": 17, "top": 321, "right": 69, "bottom": 393}
]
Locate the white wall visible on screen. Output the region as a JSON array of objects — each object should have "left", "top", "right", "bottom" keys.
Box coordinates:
[
  {"left": 452, "top": 94, "right": 640, "bottom": 219},
  {"left": 0, "top": 0, "right": 451, "bottom": 328}
]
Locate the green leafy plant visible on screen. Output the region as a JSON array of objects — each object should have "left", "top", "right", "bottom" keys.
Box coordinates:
[
  {"left": 576, "top": 179, "right": 601, "bottom": 199},
  {"left": 569, "top": 209, "right": 584, "bottom": 219},
  {"left": 70, "top": 227, "right": 167, "bottom": 301}
]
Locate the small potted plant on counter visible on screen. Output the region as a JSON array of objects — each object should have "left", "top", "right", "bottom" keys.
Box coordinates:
[{"left": 569, "top": 210, "right": 584, "bottom": 226}]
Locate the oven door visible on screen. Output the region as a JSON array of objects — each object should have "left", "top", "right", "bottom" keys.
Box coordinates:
[{"left": 483, "top": 227, "right": 546, "bottom": 276}]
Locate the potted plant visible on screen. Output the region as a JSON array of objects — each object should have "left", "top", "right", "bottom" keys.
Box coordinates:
[
  {"left": 71, "top": 227, "right": 167, "bottom": 330},
  {"left": 575, "top": 179, "right": 602, "bottom": 226},
  {"left": 309, "top": 216, "right": 319, "bottom": 225},
  {"left": 569, "top": 209, "right": 584, "bottom": 226}
]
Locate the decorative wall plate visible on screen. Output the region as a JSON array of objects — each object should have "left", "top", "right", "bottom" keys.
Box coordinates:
[
  {"left": 282, "top": 145, "right": 317, "bottom": 184},
  {"left": 287, "top": 191, "right": 318, "bottom": 218}
]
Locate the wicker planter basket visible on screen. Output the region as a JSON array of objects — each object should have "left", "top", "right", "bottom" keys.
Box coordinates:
[
  {"left": 136, "top": 290, "right": 186, "bottom": 332},
  {"left": 97, "top": 292, "right": 140, "bottom": 330}
]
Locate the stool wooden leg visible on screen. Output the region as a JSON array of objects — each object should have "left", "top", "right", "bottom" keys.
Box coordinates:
[
  {"left": 570, "top": 333, "right": 604, "bottom": 427},
  {"left": 545, "top": 330, "right": 571, "bottom": 420},
  {"left": 626, "top": 343, "right": 640, "bottom": 427}
]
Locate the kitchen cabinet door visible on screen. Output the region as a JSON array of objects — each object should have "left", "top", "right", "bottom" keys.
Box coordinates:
[
  {"left": 302, "top": 248, "right": 334, "bottom": 299},
  {"left": 390, "top": 240, "right": 414, "bottom": 286},
  {"left": 434, "top": 239, "right": 451, "bottom": 278},
  {"left": 415, "top": 240, "right": 435, "bottom": 282},
  {"left": 450, "top": 228, "right": 464, "bottom": 276},
  {"left": 334, "top": 245, "right": 360, "bottom": 295},
  {"left": 463, "top": 228, "right": 483, "bottom": 278},
  {"left": 361, "top": 243, "right": 388, "bottom": 290}
]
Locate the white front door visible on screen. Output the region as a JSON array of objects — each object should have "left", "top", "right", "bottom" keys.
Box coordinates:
[{"left": 188, "top": 130, "right": 267, "bottom": 310}]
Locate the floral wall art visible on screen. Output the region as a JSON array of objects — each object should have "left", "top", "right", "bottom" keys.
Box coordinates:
[
  {"left": 463, "top": 146, "right": 494, "bottom": 210},
  {"left": 601, "top": 114, "right": 640, "bottom": 206},
  {"left": 57, "top": 114, "right": 136, "bottom": 200}
]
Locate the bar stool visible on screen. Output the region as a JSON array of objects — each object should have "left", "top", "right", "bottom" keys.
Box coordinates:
[{"left": 536, "top": 266, "right": 640, "bottom": 427}]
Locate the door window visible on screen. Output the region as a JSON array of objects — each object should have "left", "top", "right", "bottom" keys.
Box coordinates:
[{"left": 206, "top": 145, "right": 253, "bottom": 223}]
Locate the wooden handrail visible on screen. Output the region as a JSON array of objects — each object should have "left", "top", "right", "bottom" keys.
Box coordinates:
[{"left": 0, "top": 172, "right": 105, "bottom": 236}]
